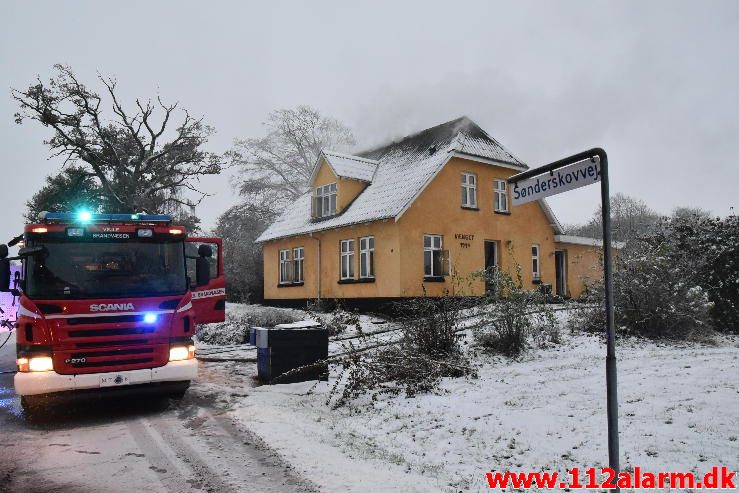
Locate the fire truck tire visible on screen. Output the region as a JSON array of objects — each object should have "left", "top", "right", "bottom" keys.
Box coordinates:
[{"left": 168, "top": 380, "right": 190, "bottom": 398}]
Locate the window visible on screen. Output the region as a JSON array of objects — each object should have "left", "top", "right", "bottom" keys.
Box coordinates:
[
  {"left": 359, "top": 236, "right": 375, "bottom": 278},
  {"left": 461, "top": 173, "right": 477, "bottom": 208},
  {"left": 494, "top": 179, "right": 509, "bottom": 212},
  {"left": 340, "top": 239, "right": 355, "bottom": 280},
  {"left": 423, "top": 234, "right": 443, "bottom": 277},
  {"left": 279, "top": 249, "right": 291, "bottom": 283},
  {"left": 532, "top": 244, "right": 540, "bottom": 280},
  {"left": 314, "top": 183, "right": 337, "bottom": 218},
  {"left": 293, "top": 247, "right": 304, "bottom": 283},
  {"left": 185, "top": 241, "right": 219, "bottom": 284}
]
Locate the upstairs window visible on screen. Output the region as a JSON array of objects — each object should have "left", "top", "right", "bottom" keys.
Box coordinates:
[
  {"left": 423, "top": 234, "right": 443, "bottom": 277},
  {"left": 293, "top": 247, "right": 304, "bottom": 283},
  {"left": 494, "top": 179, "right": 509, "bottom": 212},
  {"left": 359, "top": 236, "right": 375, "bottom": 279},
  {"left": 314, "top": 183, "right": 337, "bottom": 218},
  {"left": 340, "top": 239, "right": 355, "bottom": 280},
  {"left": 279, "top": 249, "right": 291, "bottom": 284},
  {"left": 461, "top": 173, "right": 477, "bottom": 208},
  {"left": 532, "top": 244, "right": 540, "bottom": 280}
]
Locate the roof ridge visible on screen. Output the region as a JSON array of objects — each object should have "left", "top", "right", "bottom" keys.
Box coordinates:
[
  {"left": 357, "top": 116, "right": 470, "bottom": 156},
  {"left": 322, "top": 149, "right": 379, "bottom": 165},
  {"left": 460, "top": 122, "right": 526, "bottom": 166}
]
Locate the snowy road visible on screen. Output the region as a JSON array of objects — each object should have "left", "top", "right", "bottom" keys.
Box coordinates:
[{"left": 0, "top": 331, "right": 318, "bottom": 493}]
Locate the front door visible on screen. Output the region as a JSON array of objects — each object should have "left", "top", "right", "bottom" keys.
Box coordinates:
[
  {"left": 186, "top": 237, "right": 226, "bottom": 324},
  {"left": 484, "top": 240, "right": 498, "bottom": 293},
  {"left": 555, "top": 250, "right": 567, "bottom": 298}
]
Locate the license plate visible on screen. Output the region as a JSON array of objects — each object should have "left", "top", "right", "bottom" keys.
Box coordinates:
[{"left": 100, "top": 374, "right": 130, "bottom": 387}]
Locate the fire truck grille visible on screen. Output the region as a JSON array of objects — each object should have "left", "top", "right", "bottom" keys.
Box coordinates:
[
  {"left": 67, "top": 315, "right": 145, "bottom": 325},
  {"left": 71, "top": 348, "right": 154, "bottom": 359},
  {"left": 75, "top": 339, "right": 149, "bottom": 348},
  {"left": 70, "top": 357, "right": 154, "bottom": 369},
  {"left": 54, "top": 344, "right": 168, "bottom": 374},
  {"left": 68, "top": 327, "right": 156, "bottom": 338}
]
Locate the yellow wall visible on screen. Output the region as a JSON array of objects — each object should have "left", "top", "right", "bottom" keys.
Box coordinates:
[
  {"left": 263, "top": 156, "right": 605, "bottom": 302},
  {"left": 262, "top": 220, "right": 401, "bottom": 301},
  {"left": 554, "top": 242, "right": 604, "bottom": 298},
  {"left": 397, "top": 156, "right": 558, "bottom": 297}
]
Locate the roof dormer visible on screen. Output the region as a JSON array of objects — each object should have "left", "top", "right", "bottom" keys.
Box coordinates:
[{"left": 310, "top": 150, "right": 378, "bottom": 220}]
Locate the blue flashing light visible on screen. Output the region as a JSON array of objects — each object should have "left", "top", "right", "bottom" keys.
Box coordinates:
[
  {"left": 77, "top": 211, "right": 92, "bottom": 223},
  {"left": 41, "top": 212, "right": 173, "bottom": 224},
  {"left": 143, "top": 313, "right": 158, "bottom": 324}
]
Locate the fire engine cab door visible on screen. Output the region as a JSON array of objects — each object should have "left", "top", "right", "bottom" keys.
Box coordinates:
[{"left": 186, "top": 237, "right": 226, "bottom": 324}]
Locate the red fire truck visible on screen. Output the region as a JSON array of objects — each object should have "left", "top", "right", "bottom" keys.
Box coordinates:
[{"left": 0, "top": 212, "right": 225, "bottom": 410}]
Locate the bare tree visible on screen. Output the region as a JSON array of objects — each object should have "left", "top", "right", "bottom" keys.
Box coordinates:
[
  {"left": 567, "top": 193, "right": 660, "bottom": 242},
  {"left": 13, "top": 64, "right": 222, "bottom": 215},
  {"left": 228, "top": 105, "right": 355, "bottom": 212}
]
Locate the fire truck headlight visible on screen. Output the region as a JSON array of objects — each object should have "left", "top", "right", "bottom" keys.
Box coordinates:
[
  {"left": 169, "top": 345, "right": 195, "bottom": 361},
  {"left": 143, "top": 313, "right": 158, "bottom": 324},
  {"left": 20, "top": 356, "right": 54, "bottom": 372}
]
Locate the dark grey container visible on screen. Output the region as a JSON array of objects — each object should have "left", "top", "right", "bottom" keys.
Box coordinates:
[{"left": 256, "top": 322, "right": 328, "bottom": 384}]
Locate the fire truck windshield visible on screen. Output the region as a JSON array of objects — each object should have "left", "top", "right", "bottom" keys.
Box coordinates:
[{"left": 25, "top": 240, "right": 187, "bottom": 299}]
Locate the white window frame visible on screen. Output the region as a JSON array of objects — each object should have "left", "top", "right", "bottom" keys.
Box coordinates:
[
  {"left": 359, "top": 236, "right": 375, "bottom": 279},
  {"left": 292, "top": 247, "right": 304, "bottom": 283},
  {"left": 340, "top": 239, "right": 355, "bottom": 280},
  {"left": 461, "top": 172, "right": 477, "bottom": 208},
  {"left": 494, "top": 179, "right": 509, "bottom": 212},
  {"left": 532, "top": 244, "right": 541, "bottom": 280},
  {"left": 314, "top": 183, "right": 337, "bottom": 218},
  {"left": 423, "top": 234, "right": 443, "bottom": 277},
  {"left": 279, "top": 249, "right": 291, "bottom": 284}
]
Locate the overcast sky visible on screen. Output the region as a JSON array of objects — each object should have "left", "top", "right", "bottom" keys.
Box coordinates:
[{"left": 1, "top": 0, "right": 737, "bottom": 241}]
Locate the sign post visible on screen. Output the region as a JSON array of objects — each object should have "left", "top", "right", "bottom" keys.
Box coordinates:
[{"left": 508, "top": 148, "right": 619, "bottom": 485}]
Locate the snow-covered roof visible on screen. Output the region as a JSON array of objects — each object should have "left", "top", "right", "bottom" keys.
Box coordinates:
[
  {"left": 256, "top": 117, "right": 561, "bottom": 243},
  {"left": 554, "top": 235, "right": 625, "bottom": 249},
  {"left": 319, "top": 150, "right": 378, "bottom": 182}
]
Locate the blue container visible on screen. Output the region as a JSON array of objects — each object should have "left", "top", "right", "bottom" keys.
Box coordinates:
[{"left": 249, "top": 327, "right": 257, "bottom": 345}]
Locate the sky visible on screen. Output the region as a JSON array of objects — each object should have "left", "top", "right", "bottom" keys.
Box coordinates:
[{"left": 1, "top": 0, "right": 738, "bottom": 242}]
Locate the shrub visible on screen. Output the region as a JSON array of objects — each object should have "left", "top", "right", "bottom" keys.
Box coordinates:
[
  {"left": 474, "top": 266, "right": 560, "bottom": 357},
  {"left": 327, "top": 291, "right": 475, "bottom": 407},
  {"left": 572, "top": 239, "right": 713, "bottom": 339},
  {"left": 653, "top": 214, "right": 738, "bottom": 333},
  {"left": 308, "top": 302, "right": 361, "bottom": 337},
  {"left": 196, "top": 304, "right": 305, "bottom": 345}
]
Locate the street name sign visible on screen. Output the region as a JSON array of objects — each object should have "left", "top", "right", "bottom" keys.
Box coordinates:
[
  {"left": 507, "top": 149, "right": 620, "bottom": 490},
  {"left": 511, "top": 156, "right": 601, "bottom": 206}
]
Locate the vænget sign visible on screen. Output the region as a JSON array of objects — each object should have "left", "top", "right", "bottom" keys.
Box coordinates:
[{"left": 511, "top": 157, "right": 601, "bottom": 206}]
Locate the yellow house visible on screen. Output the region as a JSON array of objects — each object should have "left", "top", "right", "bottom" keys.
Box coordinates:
[{"left": 256, "top": 117, "right": 607, "bottom": 310}]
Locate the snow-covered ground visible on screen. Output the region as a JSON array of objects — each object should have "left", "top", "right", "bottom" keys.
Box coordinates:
[
  {"left": 195, "top": 303, "right": 398, "bottom": 362},
  {"left": 226, "top": 330, "right": 739, "bottom": 492}
]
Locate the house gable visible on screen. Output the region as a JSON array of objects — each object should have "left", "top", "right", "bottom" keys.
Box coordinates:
[
  {"left": 311, "top": 158, "right": 369, "bottom": 215},
  {"left": 396, "top": 155, "right": 561, "bottom": 294}
]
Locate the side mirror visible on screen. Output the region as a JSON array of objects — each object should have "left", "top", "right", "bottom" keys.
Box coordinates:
[
  {"left": 0, "top": 245, "right": 9, "bottom": 292},
  {"left": 195, "top": 257, "right": 211, "bottom": 286},
  {"left": 18, "top": 246, "right": 45, "bottom": 258},
  {"left": 0, "top": 259, "right": 9, "bottom": 292}
]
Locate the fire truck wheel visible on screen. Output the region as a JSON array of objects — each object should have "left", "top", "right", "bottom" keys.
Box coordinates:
[{"left": 168, "top": 381, "right": 190, "bottom": 399}]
